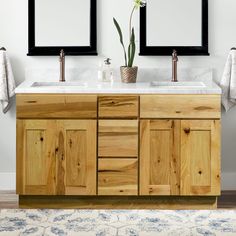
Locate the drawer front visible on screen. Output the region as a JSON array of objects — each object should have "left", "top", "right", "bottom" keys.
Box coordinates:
[
  {"left": 16, "top": 94, "right": 97, "bottom": 119},
  {"left": 98, "top": 96, "right": 139, "bottom": 118},
  {"left": 140, "top": 95, "right": 221, "bottom": 119},
  {"left": 98, "top": 120, "right": 138, "bottom": 157},
  {"left": 98, "top": 158, "right": 138, "bottom": 195}
]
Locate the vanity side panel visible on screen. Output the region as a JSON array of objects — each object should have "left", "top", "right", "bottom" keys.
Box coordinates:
[{"left": 16, "top": 94, "right": 97, "bottom": 119}]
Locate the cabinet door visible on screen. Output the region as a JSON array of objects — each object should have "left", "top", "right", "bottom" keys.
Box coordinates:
[
  {"left": 17, "top": 120, "right": 57, "bottom": 195},
  {"left": 140, "top": 120, "right": 180, "bottom": 195},
  {"left": 57, "top": 120, "right": 97, "bottom": 195},
  {"left": 181, "top": 120, "right": 221, "bottom": 196}
]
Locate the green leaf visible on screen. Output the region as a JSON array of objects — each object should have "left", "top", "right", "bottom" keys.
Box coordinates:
[
  {"left": 113, "top": 17, "right": 127, "bottom": 67},
  {"left": 128, "top": 28, "right": 136, "bottom": 67},
  {"left": 128, "top": 44, "right": 131, "bottom": 66}
]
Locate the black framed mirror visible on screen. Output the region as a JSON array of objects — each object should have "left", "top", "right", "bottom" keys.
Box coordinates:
[
  {"left": 28, "top": 0, "right": 97, "bottom": 56},
  {"left": 140, "top": 0, "right": 209, "bottom": 56}
]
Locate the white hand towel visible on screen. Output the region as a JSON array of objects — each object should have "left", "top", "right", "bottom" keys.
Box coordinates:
[
  {"left": 0, "top": 50, "right": 15, "bottom": 113},
  {"left": 220, "top": 50, "right": 236, "bottom": 111}
]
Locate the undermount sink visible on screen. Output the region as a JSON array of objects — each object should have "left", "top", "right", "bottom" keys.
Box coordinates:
[
  {"left": 31, "top": 81, "right": 88, "bottom": 88},
  {"left": 150, "top": 81, "right": 206, "bottom": 88}
]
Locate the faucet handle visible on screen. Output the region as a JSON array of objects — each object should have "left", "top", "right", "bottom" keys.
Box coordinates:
[
  {"left": 172, "top": 49, "right": 178, "bottom": 62},
  {"left": 60, "top": 49, "right": 65, "bottom": 57}
]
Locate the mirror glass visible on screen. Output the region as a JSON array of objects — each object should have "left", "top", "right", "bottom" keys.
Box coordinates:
[
  {"left": 28, "top": 0, "right": 97, "bottom": 56},
  {"left": 140, "top": 0, "right": 208, "bottom": 55},
  {"left": 35, "top": 0, "right": 90, "bottom": 46},
  {"left": 147, "top": 0, "right": 202, "bottom": 46}
]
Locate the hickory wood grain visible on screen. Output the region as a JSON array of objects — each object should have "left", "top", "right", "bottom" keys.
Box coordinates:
[
  {"left": 140, "top": 95, "right": 221, "bottom": 119},
  {"left": 16, "top": 119, "right": 97, "bottom": 196},
  {"left": 16, "top": 93, "right": 221, "bottom": 208},
  {"left": 17, "top": 120, "right": 57, "bottom": 195},
  {"left": 98, "top": 120, "right": 138, "bottom": 157},
  {"left": 180, "top": 120, "right": 221, "bottom": 196},
  {"left": 16, "top": 94, "right": 97, "bottom": 119},
  {"left": 98, "top": 96, "right": 139, "bottom": 118},
  {"left": 140, "top": 120, "right": 180, "bottom": 196},
  {"left": 61, "top": 120, "right": 97, "bottom": 195},
  {"left": 98, "top": 158, "right": 138, "bottom": 195}
]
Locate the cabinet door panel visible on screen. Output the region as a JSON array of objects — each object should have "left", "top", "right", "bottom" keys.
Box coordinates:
[
  {"left": 181, "top": 120, "right": 221, "bottom": 196},
  {"left": 140, "top": 120, "right": 180, "bottom": 195},
  {"left": 60, "top": 120, "right": 97, "bottom": 195},
  {"left": 17, "top": 120, "right": 57, "bottom": 195},
  {"left": 66, "top": 130, "right": 87, "bottom": 187},
  {"left": 98, "top": 158, "right": 138, "bottom": 195}
]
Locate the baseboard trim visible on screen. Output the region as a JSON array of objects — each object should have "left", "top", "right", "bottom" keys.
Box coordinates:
[
  {"left": 0, "top": 173, "right": 16, "bottom": 190},
  {"left": 222, "top": 172, "right": 236, "bottom": 190}
]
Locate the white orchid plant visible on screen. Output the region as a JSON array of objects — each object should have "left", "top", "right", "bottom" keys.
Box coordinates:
[{"left": 113, "top": 0, "right": 146, "bottom": 67}]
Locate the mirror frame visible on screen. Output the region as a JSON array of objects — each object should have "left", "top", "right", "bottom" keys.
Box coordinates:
[
  {"left": 140, "top": 0, "right": 209, "bottom": 56},
  {"left": 28, "top": 0, "right": 97, "bottom": 56}
]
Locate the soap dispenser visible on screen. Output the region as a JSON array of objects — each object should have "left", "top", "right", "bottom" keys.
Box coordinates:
[{"left": 102, "top": 58, "right": 113, "bottom": 82}]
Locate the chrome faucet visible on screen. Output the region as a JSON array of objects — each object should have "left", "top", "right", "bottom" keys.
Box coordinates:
[
  {"left": 172, "top": 49, "right": 178, "bottom": 82},
  {"left": 59, "top": 49, "right": 65, "bottom": 82}
]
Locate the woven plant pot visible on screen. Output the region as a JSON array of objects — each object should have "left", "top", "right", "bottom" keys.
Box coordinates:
[{"left": 120, "top": 66, "right": 138, "bottom": 83}]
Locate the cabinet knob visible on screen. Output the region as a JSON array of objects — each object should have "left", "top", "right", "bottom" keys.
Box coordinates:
[{"left": 184, "top": 128, "right": 190, "bottom": 134}]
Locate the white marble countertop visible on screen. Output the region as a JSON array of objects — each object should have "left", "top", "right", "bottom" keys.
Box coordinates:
[
  {"left": 15, "top": 80, "right": 221, "bottom": 94},
  {"left": 15, "top": 68, "right": 222, "bottom": 95}
]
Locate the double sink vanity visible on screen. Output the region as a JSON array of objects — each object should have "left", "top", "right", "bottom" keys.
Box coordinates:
[{"left": 15, "top": 71, "right": 222, "bottom": 209}]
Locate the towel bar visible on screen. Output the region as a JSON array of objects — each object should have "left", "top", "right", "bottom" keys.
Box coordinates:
[
  {"left": 231, "top": 47, "right": 236, "bottom": 50},
  {"left": 0, "top": 47, "right": 6, "bottom": 51}
]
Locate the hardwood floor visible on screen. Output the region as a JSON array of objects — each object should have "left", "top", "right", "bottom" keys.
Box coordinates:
[
  {"left": 218, "top": 191, "right": 236, "bottom": 209},
  {"left": 0, "top": 191, "right": 235, "bottom": 209}
]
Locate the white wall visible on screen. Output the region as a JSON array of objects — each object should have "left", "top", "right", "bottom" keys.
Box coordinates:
[{"left": 0, "top": 0, "right": 236, "bottom": 190}]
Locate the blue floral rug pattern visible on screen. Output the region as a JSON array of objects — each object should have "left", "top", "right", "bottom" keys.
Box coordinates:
[{"left": 0, "top": 209, "right": 236, "bottom": 235}]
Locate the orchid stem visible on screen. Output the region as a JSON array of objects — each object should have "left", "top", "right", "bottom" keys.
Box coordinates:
[{"left": 129, "top": 6, "right": 136, "bottom": 40}]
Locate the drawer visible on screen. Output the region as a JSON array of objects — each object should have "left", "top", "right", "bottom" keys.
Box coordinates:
[
  {"left": 98, "top": 158, "right": 138, "bottom": 195},
  {"left": 140, "top": 95, "right": 221, "bottom": 119},
  {"left": 98, "top": 120, "right": 138, "bottom": 157},
  {"left": 16, "top": 94, "right": 97, "bottom": 119},
  {"left": 98, "top": 96, "right": 139, "bottom": 118}
]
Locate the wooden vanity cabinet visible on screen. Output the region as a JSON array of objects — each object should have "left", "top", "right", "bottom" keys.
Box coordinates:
[
  {"left": 16, "top": 93, "right": 221, "bottom": 209},
  {"left": 16, "top": 94, "right": 97, "bottom": 196}
]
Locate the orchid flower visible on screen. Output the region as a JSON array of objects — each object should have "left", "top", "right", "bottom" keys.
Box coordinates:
[{"left": 134, "top": 0, "right": 146, "bottom": 9}]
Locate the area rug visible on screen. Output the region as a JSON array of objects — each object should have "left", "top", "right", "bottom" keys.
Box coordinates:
[{"left": 0, "top": 209, "right": 236, "bottom": 235}]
